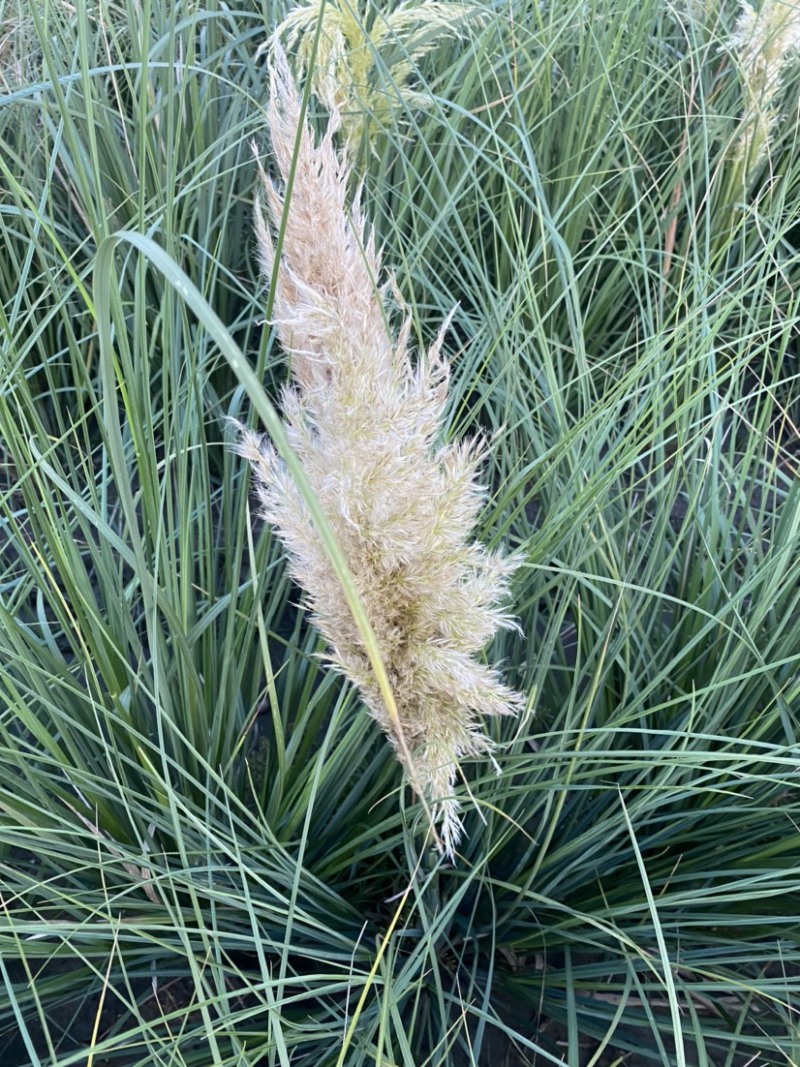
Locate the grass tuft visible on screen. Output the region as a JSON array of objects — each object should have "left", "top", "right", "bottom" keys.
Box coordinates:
[{"left": 1, "top": 0, "right": 799, "bottom": 1063}]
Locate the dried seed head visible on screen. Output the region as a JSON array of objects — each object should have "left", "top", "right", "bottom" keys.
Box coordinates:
[
  {"left": 270, "top": 0, "right": 484, "bottom": 151},
  {"left": 729, "top": 0, "right": 800, "bottom": 174},
  {"left": 237, "top": 46, "right": 524, "bottom": 857}
]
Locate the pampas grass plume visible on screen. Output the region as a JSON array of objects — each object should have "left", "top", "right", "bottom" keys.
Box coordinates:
[
  {"left": 729, "top": 0, "right": 800, "bottom": 175},
  {"left": 236, "top": 47, "right": 524, "bottom": 857},
  {"left": 271, "top": 0, "right": 483, "bottom": 152}
]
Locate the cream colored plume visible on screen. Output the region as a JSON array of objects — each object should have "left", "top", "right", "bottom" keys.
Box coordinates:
[
  {"left": 729, "top": 0, "right": 800, "bottom": 176},
  {"left": 235, "top": 47, "right": 524, "bottom": 858}
]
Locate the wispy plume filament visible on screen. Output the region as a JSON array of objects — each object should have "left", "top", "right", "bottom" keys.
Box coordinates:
[{"left": 236, "top": 48, "right": 524, "bottom": 857}]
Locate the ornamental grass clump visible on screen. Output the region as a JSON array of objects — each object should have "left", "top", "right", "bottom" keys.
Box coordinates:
[{"left": 236, "top": 49, "right": 524, "bottom": 856}]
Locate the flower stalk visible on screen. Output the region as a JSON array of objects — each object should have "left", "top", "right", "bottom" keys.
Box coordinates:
[{"left": 236, "top": 47, "right": 524, "bottom": 857}]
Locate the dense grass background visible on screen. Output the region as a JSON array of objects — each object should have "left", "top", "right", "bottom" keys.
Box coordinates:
[{"left": 1, "top": 0, "right": 799, "bottom": 1063}]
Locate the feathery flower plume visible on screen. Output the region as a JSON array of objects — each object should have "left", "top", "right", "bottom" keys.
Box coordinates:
[
  {"left": 272, "top": 0, "right": 482, "bottom": 151},
  {"left": 236, "top": 48, "right": 524, "bottom": 857},
  {"left": 728, "top": 0, "right": 800, "bottom": 176}
]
